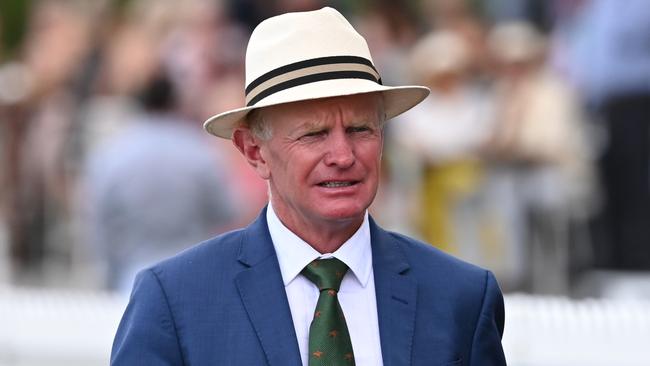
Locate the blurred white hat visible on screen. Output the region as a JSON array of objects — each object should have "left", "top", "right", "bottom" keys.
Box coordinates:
[
  {"left": 487, "top": 21, "right": 545, "bottom": 64},
  {"left": 410, "top": 30, "right": 470, "bottom": 81}
]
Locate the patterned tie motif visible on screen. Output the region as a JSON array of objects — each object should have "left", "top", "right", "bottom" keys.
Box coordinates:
[{"left": 301, "top": 258, "right": 355, "bottom": 365}]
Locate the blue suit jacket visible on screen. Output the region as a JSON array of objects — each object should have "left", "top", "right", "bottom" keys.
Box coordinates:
[{"left": 112, "top": 208, "right": 506, "bottom": 365}]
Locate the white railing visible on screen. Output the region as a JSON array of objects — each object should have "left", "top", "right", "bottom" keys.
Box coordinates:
[
  {"left": 1, "top": 287, "right": 650, "bottom": 365},
  {"left": 503, "top": 294, "right": 650, "bottom": 366},
  {"left": 0, "top": 287, "right": 126, "bottom": 366}
]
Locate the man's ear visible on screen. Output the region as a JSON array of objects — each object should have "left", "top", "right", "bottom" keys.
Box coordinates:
[{"left": 232, "top": 127, "right": 271, "bottom": 179}]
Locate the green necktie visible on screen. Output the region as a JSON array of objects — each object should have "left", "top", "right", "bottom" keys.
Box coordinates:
[{"left": 302, "top": 258, "right": 355, "bottom": 365}]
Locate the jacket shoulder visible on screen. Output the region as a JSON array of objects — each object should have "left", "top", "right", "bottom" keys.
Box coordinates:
[
  {"left": 147, "top": 228, "right": 246, "bottom": 283},
  {"left": 381, "top": 229, "right": 498, "bottom": 308},
  {"left": 381, "top": 231, "right": 506, "bottom": 364},
  {"left": 386, "top": 230, "right": 487, "bottom": 277}
]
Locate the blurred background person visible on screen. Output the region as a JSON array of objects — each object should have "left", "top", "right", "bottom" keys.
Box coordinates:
[
  {"left": 2, "top": 0, "right": 95, "bottom": 285},
  {"left": 391, "top": 30, "right": 496, "bottom": 269},
  {"left": 483, "top": 21, "right": 595, "bottom": 293},
  {"left": 551, "top": 0, "right": 650, "bottom": 270},
  {"left": 82, "top": 72, "right": 238, "bottom": 293}
]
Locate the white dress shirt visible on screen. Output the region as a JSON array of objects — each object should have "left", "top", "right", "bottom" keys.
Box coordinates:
[{"left": 267, "top": 203, "right": 384, "bottom": 366}]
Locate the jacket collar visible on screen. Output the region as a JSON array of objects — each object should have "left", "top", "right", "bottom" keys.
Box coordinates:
[
  {"left": 235, "top": 207, "right": 417, "bottom": 366},
  {"left": 370, "top": 216, "right": 418, "bottom": 366},
  {"left": 235, "top": 206, "right": 302, "bottom": 366}
]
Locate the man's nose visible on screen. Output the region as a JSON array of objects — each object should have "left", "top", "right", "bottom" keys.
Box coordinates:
[{"left": 324, "top": 130, "right": 355, "bottom": 168}]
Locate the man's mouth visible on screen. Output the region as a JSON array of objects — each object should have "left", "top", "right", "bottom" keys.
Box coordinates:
[{"left": 317, "top": 180, "right": 359, "bottom": 188}]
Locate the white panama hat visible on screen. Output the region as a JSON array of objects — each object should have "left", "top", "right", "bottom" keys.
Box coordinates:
[{"left": 203, "top": 7, "right": 430, "bottom": 139}]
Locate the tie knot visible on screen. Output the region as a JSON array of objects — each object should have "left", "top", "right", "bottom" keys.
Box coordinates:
[{"left": 301, "top": 258, "right": 349, "bottom": 292}]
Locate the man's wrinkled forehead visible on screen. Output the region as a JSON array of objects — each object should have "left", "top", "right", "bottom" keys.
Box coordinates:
[{"left": 265, "top": 93, "right": 385, "bottom": 124}]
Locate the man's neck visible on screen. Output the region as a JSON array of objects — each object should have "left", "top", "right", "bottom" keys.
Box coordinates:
[{"left": 269, "top": 203, "right": 364, "bottom": 254}]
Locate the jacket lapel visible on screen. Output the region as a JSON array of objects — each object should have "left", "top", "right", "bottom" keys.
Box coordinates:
[
  {"left": 370, "top": 217, "right": 417, "bottom": 366},
  {"left": 235, "top": 207, "right": 302, "bottom": 366}
]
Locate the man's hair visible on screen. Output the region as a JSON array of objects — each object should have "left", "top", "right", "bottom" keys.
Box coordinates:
[
  {"left": 246, "top": 108, "right": 273, "bottom": 140},
  {"left": 244, "top": 94, "right": 387, "bottom": 140}
]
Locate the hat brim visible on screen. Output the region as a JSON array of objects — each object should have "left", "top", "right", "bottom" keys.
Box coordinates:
[{"left": 203, "top": 78, "right": 430, "bottom": 138}]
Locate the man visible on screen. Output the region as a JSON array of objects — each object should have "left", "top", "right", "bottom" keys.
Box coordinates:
[
  {"left": 112, "top": 7, "right": 506, "bottom": 365},
  {"left": 84, "top": 74, "right": 237, "bottom": 293}
]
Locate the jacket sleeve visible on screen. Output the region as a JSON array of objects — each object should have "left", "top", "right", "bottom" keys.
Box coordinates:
[
  {"left": 111, "top": 269, "right": 185, "bottom": 365},
  {"left": 469, "top": 271, "right": 507, "bottom": 365}
]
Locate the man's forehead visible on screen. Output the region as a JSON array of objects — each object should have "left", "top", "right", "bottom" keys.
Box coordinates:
[{"left": 263, "top": 93, "right": 383, "bottom": 120}]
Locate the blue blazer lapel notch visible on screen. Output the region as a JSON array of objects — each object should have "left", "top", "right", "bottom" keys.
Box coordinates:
[
  {"left": 235, "top": 207, "right": 302, "bottom": 366},
  {"left": 370, "top": 216, "right": 418, "bottom": 366}
]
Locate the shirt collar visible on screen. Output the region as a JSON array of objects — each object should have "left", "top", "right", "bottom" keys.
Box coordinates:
[{"left": 267, "top": 202, "right": 372, "bottom": 288}]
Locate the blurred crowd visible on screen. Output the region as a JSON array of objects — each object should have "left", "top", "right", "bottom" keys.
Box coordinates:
[{"left": 0, "top": 0, "right": 648, "bottom": 295}]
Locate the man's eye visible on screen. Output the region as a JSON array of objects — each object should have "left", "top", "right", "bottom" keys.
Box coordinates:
[
  {"left": 302, "top": 130, "right": 325, "bottom": 138},
  {"left": 348, "top": 126, "right": 371, "bottom": 133}
]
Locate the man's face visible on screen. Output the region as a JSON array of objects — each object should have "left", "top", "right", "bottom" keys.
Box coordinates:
[{"left": 252, "top": 93, "right": 384, "bottom": 229}]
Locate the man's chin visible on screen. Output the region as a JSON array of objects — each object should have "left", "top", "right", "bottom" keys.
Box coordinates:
[{"left": 316, "top": 205, "right": 367, "bottom": 224}]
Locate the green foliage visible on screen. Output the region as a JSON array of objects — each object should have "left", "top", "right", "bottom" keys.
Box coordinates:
[{"left": 0, "top": 0, "right": 33, "bottom": 60}]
